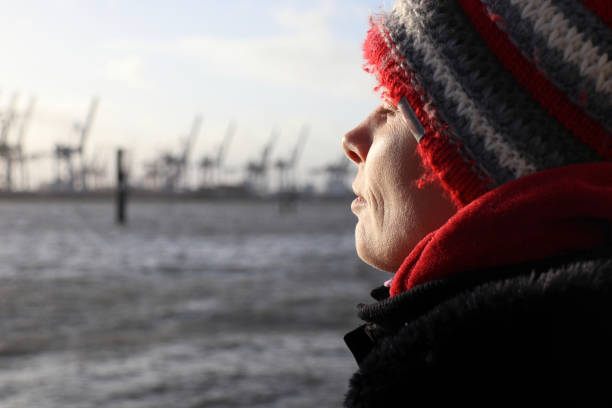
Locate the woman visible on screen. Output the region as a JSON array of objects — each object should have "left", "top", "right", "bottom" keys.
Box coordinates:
[{"left": 342, "top": 0, "right": 612, "bottom": 406}]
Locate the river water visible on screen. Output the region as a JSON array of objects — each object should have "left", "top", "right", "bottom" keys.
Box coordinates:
[{"left": 0, "top": 200, "right": 381, "bottom": 407}]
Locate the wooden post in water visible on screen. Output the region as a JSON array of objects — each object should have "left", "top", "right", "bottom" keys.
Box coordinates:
[{"left": 116, "top": 148, "right": 127, "bottom": 225}]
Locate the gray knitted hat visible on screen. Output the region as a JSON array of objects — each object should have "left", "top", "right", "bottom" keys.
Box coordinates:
[{"left": 363, "top": 0, "right": 612, "bottom": 207}]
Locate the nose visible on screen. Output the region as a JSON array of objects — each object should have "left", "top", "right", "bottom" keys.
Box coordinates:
[{"left": 342, "top": 113, "right": 373, "bottom": 164}]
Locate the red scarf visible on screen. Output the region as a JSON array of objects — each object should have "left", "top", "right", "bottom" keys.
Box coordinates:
[{"left": 390, "top": 162, "right": 612, "bottom": 296}]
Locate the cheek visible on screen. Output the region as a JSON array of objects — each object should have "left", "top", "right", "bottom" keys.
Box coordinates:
[
  {"left": 380, "top": 194, "right": 418, "bottom": 257},
  {"left": 364, "top": 134, "right": 412, "bottom": 200},
  {"left": 375, "top": 143, "right": 428, "bottom": 267},
  {"left": 371, "top": 136, "right": 421, "bottom": 221},
  {"left": 355, "top": 116, "right": 431, "bottom": 271}
]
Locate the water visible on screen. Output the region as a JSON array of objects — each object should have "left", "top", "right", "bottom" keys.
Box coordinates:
[{"left": 0, "top": 200, "right": 381, "bottom": 407}]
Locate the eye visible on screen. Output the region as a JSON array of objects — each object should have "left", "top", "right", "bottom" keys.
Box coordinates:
[{"left": 379, "top": 103, "right": 398, "bottom": 122}]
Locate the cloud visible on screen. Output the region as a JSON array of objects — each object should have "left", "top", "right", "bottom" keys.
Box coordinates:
[
  {"left": 103, "top": 56, "right": 150, "bottom": 89},
  {"left": 272, "top": 3, "right": 334, "bottom": 35},
  {"left": 166, "top": 4, "right": 373, "bottom": 99}
]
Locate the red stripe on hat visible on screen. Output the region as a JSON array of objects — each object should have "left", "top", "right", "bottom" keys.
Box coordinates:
[
  {"left": 418, "top": 129, "right": 491, "bottom": 206},
  {"left": 363, "top": 21, "right": 492, "bottom": 206},
  {"left": 580, "top": 0, "right": 612, "bottom": 28},
  {"left": 458, "top": 0, "right": 612, "bottom": 161}
]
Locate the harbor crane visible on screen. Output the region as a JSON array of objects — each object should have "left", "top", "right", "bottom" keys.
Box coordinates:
[
  {"left": 14, "top": 97, "right": 36, "bottom": 190},
  {"left": 161, "top": 114, "right": 202, "bottom": 192},
  {"left": 143, "top": 156, "right": 163, "bottom": 190},
  {"left": 246, "top": 129, "right": 278, "bottom": 194},
  {"left": 321, "top": 154, "right": 353, "bottom": 196},
  {"left": 0, "top": 94, "right": 19, "bottom": 190},
  {"left": 81, "top": 149, "right": 108, "bottom": 190},
  {"left": 199, "top": 121, "right": 236, "bottom": 187},
  {"left": 53, "top": 97, "right": 99, "bottom": 192},
  {"left": 275, "top": 125, "right": 309, "bottom": 193},
  {"left": 0, "top": 94, "right": 37, "bottom": 191}
]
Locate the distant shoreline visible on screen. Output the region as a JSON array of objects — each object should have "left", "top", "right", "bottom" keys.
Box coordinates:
[{"left": 0, "top": 189, "right": 353, "bottom": 203}]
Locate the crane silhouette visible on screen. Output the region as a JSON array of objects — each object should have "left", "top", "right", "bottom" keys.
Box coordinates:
[
  {"left": 275, "top": 125, "right": 309, "bottom": 193},
  {"left": 200, "top": 121, "right": 236, "bottom": 187},
  {"left": 53, "top": 98, "right": 99, "bottom": 192},
  {"left": 245, "top": 129, "right": 278, "bottom": 194},
  {"left": 159, "top": 115, "right": 203, "bottom": 192}
]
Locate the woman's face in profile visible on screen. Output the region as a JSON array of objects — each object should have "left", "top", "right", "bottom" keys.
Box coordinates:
[{"left": 342, "top": 103, "right": 456, "bottom": 272}]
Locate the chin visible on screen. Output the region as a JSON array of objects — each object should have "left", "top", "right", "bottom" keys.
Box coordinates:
[
  {"left": 355, "top": 237, "right": 399, "bottom": 273},
  {"left": 356, "top": 224, "right": 398, "bottom": 272},
  {"left": 356, "top": 235, "right": 412, "bottom": 274}
]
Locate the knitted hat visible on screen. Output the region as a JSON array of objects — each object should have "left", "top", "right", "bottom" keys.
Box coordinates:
[{"left": 363, "top": 0, "right": 612, "bottom": 207}]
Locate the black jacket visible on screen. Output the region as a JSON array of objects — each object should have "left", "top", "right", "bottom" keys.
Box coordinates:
[{"left": 344, "top": 251, "right": 612, "bottom": 407}]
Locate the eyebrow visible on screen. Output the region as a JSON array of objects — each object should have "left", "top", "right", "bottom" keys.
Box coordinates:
[{"left": 398, "top": 97, "right": 426, "bottom": 143}]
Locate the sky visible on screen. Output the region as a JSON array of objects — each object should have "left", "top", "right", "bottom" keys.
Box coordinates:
[{"left": 0, "top": 0, "right": 392, "bottom": 190}]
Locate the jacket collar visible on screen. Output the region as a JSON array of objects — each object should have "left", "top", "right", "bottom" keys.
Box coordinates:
[{"left": 346, "top": 250, "right": 612, "bottom": 366}]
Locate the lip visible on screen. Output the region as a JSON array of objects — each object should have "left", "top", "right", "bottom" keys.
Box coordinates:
[{"left": 351, "top": 195, "right": 366, "bottom": 213}]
